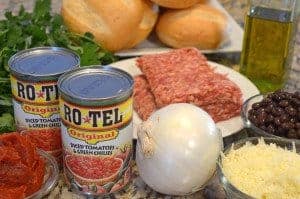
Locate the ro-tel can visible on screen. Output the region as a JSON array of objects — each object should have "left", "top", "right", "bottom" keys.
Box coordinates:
[
  {"left": 9, "top": 47, "right": 80, "bottom": 164},
  {"left": 58, "top": 66, "right": 134, "bottom": 195}
]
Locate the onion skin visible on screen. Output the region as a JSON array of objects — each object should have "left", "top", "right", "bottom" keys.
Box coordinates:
[{"left": 136, "top": 103, "right": 222, "bottom": 195}]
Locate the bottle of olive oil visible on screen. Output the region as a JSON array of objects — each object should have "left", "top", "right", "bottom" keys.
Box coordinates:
[{"left": 240, "top": 1, "right": 297, "bottom": 93}]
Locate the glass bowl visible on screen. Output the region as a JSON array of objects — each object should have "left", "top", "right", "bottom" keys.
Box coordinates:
[
  {"left": 217, "top": 137, "right": 300, "bottom": 199},
  {"left": 25, "top": 149, "right": 59, "bottom": 199},
  {"left": 241, "top": 94, "right": 300, "bottom": 144}
]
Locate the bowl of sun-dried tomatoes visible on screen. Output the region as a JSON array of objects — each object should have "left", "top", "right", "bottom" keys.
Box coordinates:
[
  {"left": 26, "top": 149, "right": 59, "bottom": 199},
  {"left": 0, "top": 132, "right": 59, "bottom": 199}
]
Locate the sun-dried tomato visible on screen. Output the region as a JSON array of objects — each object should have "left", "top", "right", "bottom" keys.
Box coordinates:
[
  {"left": 0, "top": 161, "right": 32, "bottom": 186},
  {"left": 23, "top": 129, "right": 63, "bottom": 166},
  {"left": 25, "top": 155, "right": 45, "bottom": 196},
  {"left": 23, "top": 128, "right": 62, "bottom": 152},
  {"left": 0, "top": 186, "right": 26, "bottom": 199},
  {"left": 0, "top": 133, "right": 36, "bottom": 166},
  {"left": 0, "top": 133, "right": 45, "bottom": 198}
]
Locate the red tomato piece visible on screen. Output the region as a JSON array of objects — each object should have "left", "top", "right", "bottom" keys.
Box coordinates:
[
  {"left": 23, "top": 129, "right": 62, "bottom": 152},
  {"left": 0, "top": 186, "right": 26, "bottom": 199},
  {"left": 0, "top": 133, "right": 46, "bottom": 198}
]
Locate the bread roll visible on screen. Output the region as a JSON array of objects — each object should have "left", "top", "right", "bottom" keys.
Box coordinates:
[
  {"left": 62, "top": 0, "right": 158, "bottom": 52},
  {"left": 156, "top": 4, "right": 227, "bottom": 49},
  {"left": 150, "top": 0, "right": 206, "bottom": 9}
]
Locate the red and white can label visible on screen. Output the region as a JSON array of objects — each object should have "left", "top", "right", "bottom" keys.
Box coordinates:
[
  {"left": 10, "top": 75, "right": 62, "bottom": 163},
  {"left": 60, "top": 97, "right": 133, "bottom": 194}
]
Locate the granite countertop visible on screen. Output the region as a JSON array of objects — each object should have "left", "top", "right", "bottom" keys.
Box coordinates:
[{"left": 0, "top": 0, "right": 299, "bottom": 198}]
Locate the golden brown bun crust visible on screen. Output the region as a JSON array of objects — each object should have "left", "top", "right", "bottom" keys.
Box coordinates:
[
  {"left": 150, "top": 0, "right": 206, "bottom": 9},
  {"left": 61, "top": 0, "right": 158, "bottom": 52},
  {"left": 156, "top": 4, "right": 227, "bottom": 49}
]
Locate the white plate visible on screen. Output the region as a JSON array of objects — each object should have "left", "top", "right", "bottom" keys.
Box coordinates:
[
  {"left": 110, "top": 58, "right": 260, "bottom": 138},
  {"left": 115, "top": 0, "right": 244, "bottom": 57}
]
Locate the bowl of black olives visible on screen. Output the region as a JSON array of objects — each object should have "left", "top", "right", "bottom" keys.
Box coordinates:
[{"left": 242, "top": 90, "right": 300, "bottom": 143}]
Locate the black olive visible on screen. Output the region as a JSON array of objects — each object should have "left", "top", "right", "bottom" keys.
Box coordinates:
[
  {"left": 279, "top": 100, "right": 289, "bottom": 107},
  {"left": 266, "top": 115, "right": 274, "bottom": 123},
  {"left": 272, "top": 93, "right": 286, "bottom": 102},
  {"left": 291, "top": 98, "right": 300, "bottom": 106},
  {"left": 280, "top": 93, "right": 289, "bottom": 100},
  {"left": 294, "top": 91, "right": 300, "bottom": 99},
  {"left": 286, "top": 93, "right": 294, "bottom": 101},
  {"left": 274, "top": 90, "right": 284, "bottom": 96},
  {"left": 248, "top": 114, "right": 257, "bottom": 124},
  {"left": 279, "top": 114, "right": 289, "bottom": 123},
  {"left": 275, "top": 127, "right": 286, "bottom": 136},
  {"left": 251, "top": 114, "right": 260, "bottom": 125},
  {"left": 248, "top": 109, "right": 256, "bottom": 116},
  {"left": 267, "top": 124, "right": 275, "bottom": 134},
  {"left": 257, "top": 111, "right": 267, "bottom": 124},
  {"left": 296, "top": 123, "right": 300, "bottom": 130},
  {"left": 269, "top": 107, "right": 277, "bottom": 116},
  {"left": 262, "top": 97, "right": 272, "bottom": 105},
  {"left": 273, "top": 107, "right": 284, "bottom": 116},
  {"left": 252, "top": 102, "right": 262, "bottom": 110},
  {"left": 258, "top": 107, "right": 267, "bottom": 113},
  {"left": 266, "top": 103, "right": 275, "bottom": 113},
  {"left": 271, "top": 94, "right": 281, "bottom": 102},
  {"left": 297, "top": 129, "right": 300, "bottom": 138},
  {"left": 282, "top": 122, "right": 294, "bottom": 130},
  {"left": 289, "top": 117, "right": 296, "bottom": 124},
  {"left": 285, "top": 106, "right": 297, "bottom": 116},
  {"left": 274, "top": 117, "right": 281, "bottom": 126},
  {"left": 287, "top": 129, "right": 298, "bottom": 139}
]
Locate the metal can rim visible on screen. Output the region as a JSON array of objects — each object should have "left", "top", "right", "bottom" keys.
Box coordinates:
[
  {"left": 8, "top": 46, "right": 80, "bottom": 81},
  {"left": 58, "top": 65, "right": 134, "bottom": 106}
]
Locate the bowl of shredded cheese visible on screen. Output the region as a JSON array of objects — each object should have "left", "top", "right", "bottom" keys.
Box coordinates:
[{"left": 217, "top": 137, "right": 300, "bottom": 199}]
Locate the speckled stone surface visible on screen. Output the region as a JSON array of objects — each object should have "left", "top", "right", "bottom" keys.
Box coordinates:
[{"left": 0, "top": 0, "right": 299, "bottom": 198}]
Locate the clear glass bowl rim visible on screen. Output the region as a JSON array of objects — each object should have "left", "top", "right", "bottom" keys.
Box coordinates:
[
  {"left": 217, "top": 136, "right": 300, "bottom": 199},
  {"left": 25, "top": 149, "right": 59, "bottom": 199},
  {"left": 241, "top": 93, "right": 300, "bottom": 144}
]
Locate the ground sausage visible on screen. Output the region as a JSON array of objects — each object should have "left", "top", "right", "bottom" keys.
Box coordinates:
[
  {"left": 133, "top": 75, "right": 157, "bottom": 120},
  {"left": 134, "top": 48, "right": 243, "bottom": 122}
]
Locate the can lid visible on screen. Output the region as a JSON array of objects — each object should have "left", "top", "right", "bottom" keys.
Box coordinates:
[
  {"left": 58, "top": 66, "right": 133, "bottom": 106},
  {"left": 9, "top": 47, "right": 80, "bottom": 81}
]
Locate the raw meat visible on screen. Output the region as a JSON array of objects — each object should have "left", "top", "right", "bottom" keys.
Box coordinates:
[
  {"left": 134, "top": 47, "right": 243, "bottom": 122},
  {"left": 133, "top": 75, "right": 157, "bottom": 120},
  {"left": 136, "top": 48, "right": 212, "bottom": 107}
]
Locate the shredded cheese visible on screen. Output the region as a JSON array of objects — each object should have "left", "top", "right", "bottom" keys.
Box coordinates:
[{"left": 222, "top": 139, "right": 300, "bottom": 199}]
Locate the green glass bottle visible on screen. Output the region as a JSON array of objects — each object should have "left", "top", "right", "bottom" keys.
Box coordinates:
[{"left": 240, "top": 0, "right": 297, "bottom": 93}]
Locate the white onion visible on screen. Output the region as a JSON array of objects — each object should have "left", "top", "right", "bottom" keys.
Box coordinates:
[{"left": 136, "top": 103, "right": 222, "bottom": 195}]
